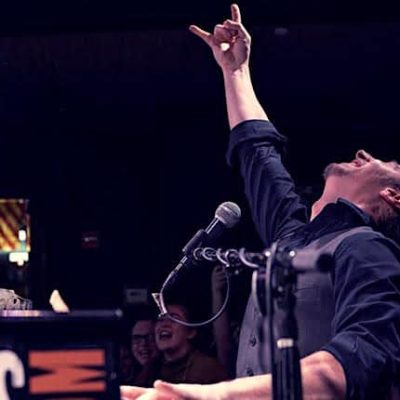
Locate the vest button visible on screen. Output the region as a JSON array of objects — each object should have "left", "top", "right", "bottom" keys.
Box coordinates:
[{"left": 249, "top": 336, "right": 257, "bottom": 347}]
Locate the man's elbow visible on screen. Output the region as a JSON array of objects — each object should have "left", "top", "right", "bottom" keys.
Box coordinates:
[{"left": 302, "top": 351, "right": 347, "bottom": 399}]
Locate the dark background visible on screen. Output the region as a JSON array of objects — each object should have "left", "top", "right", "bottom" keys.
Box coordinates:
[{"left": 1, "top": 0, "right": 400, "bottom": 309}]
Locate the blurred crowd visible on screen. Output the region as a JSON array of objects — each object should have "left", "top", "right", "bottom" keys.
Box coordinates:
[{"left": 119, "top": 265, "right": 249, "bottom": 387}]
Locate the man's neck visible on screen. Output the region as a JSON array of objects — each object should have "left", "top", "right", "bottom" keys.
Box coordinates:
[
  {"left": 312, "top": 180, "right": 362, "bottom": 220},
  {"left": 311, "top": 195, "right": 338, "bottom": 221},
  {"left": 313, "top": 174, "right": 381, "bottom": 219},
  {"left": 312, "top": 194, "right": 374, "bottom": 223}
]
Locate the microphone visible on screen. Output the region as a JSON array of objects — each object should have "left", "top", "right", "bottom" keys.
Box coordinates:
[
  {"left": 158, "top": 202, "right": 241, "bottom": 316},
  {"left": 169, "top": 202, "right": 241, "bottom": 279}
]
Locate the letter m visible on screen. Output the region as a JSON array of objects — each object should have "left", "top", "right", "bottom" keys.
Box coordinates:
[{"left": 29, "top": 349, "right": 106, "bottom": 394}]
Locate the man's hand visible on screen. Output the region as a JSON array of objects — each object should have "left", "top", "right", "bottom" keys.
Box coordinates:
[
  {"left": 189, "top": 4, "right": 251, "bottom": 73},
  {"left": 211, "top": 265, "right": 227, "bottom": 296},
  {"left": 120, "top": 385, "right": 162, "bottom": 400},
  {"left": 153, "top": 380, "right": 224, "bottom": 400},
  {"left": 189, "top": 3, "right": 267, "bottom": 128},
  {"left": 121, "top": 381, "right": 224, "bottom": 400}
]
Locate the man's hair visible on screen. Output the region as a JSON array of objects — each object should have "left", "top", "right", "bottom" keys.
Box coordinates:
[{"left": 381, "top": 174, "right": 400, "bottom": 191}]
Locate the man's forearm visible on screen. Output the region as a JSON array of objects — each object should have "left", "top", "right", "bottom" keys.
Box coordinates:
[
  {"left": 222, "top": 65, "right": 268, "bottom": 129},
  {"left": 215, "top": 351, "right": 346, "bottom": 400}
]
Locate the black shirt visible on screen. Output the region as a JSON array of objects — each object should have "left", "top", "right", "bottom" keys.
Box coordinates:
[{"left": 228, "top": 119, "right": 400, "bottom": 399}]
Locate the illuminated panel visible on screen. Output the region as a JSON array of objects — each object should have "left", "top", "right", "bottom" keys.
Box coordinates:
[{"left": 0, "top": 199, "right": 30, "bottom": 254}]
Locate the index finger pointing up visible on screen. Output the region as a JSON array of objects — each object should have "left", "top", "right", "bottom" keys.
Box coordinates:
[{"left": 231, "top": 3, "right": 242, "bottom": 23}]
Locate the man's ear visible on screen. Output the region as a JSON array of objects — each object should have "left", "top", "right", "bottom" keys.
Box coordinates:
[{"left": 380, "top": 187, "right": 400, "bottom": 212}]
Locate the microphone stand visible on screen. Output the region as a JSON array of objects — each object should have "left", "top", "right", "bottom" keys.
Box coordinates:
[
  {"left": 271, "top": 258, "right": 302, "bottom": 400},
  {"left": 158, "top": 245, "right": 330, "bottom": 400}
]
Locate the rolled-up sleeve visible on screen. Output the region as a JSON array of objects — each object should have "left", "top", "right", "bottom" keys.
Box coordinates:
[
  {"left": 226, "top": 119, "right": 308, "bottom": 245},
  {"left": 322, "top": 233, "right": 400, "bottom": 399},
  {"left": 226, "top": 120, "right": 288, "bottom": 167}
]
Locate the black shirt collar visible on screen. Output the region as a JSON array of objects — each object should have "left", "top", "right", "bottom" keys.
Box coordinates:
[
  {"left": 297, "top": 198, "right": 374, "bottom": 242},
  {"left": 335, "top": 198, "right": 374, "bottom": 225}
]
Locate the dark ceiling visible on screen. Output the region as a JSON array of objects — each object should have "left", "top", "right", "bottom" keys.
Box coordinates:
[
  {"left": 1, "top": 1, "right": 399, "bottom": 308},
  {"left": 1, "top": 0, "right": 400, "bottom": 34}
]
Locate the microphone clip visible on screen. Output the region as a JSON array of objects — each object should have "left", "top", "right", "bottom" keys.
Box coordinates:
[{"left": 182, "top": 229, "right": 207, "bottom": 256}]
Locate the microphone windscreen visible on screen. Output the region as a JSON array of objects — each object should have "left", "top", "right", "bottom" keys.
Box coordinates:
[{"left": 215, "top": 202, "right": 241, "bottom": 228}]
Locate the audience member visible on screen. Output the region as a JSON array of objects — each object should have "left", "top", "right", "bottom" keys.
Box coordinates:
[
  {"left": 119, "top": 306, "right": 160, "bottom": 386},
  {"left": 135, "top": 304, "right": 228, "bottom": 386}
]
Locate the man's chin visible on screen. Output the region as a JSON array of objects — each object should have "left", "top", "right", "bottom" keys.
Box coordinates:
[{"left": 323, "top": 162, "right": 350, "bottom": 179}]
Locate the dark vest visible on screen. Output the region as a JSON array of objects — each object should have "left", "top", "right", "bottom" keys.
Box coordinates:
[{"left": 236, "top": 226, "right": 379, "bottom": 377}]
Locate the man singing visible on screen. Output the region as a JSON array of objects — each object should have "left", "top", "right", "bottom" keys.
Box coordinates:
[{"left": 122, "top": 4, "right": 400, "bottom": 399}]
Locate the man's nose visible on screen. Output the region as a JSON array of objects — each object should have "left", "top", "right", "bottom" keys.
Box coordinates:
[{"left": 356, "top": 149, "right": 373, "bottom": 161}]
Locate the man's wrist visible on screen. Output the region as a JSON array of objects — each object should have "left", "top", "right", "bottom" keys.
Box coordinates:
[{"left": 222, "top": 64, "right": 250, "bottom": 79}]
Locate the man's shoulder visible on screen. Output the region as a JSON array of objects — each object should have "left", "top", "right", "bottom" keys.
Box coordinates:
[
  {"left": 339, "top": 226, "right": 397, "bottom": 246},
  {"left": 336, "top": 226, "right": 400, "bottom": 263}
]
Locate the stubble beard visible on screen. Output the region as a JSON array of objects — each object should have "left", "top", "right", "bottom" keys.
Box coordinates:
[{"left": 323, "top": 163, "right": 351, "bottom": 180}]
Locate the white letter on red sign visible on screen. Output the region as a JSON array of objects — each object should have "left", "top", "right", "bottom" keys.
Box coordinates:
[{"left": 0, "top": 350, "right": 25, "bottom": 400}]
